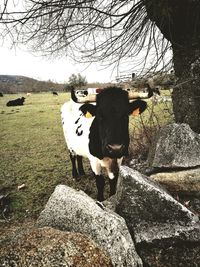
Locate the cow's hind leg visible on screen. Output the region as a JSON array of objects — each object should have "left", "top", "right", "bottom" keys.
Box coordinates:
[
  {"left": 95, "top": 174, "right": 105, "bottom": 202},
  {"left": 77, "top": 155, "right": 85, "bottom": 176},
  {"left": 69, "top": 152, "right": 80, "bottom": 181}
]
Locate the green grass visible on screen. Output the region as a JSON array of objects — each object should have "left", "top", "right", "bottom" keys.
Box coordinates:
[
  {"left": 0, "top": 92, "right": 97, "bottom": 221},
  {"left": 0, "top": 91, "right": 173, "bottom": 222}
]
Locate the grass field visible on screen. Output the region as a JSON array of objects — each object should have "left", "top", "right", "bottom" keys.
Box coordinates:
[
  {"left": 0, "top": 92, "right": 97, "bottom": 221},
  {"left": 0, "top": 91, "right": 173, "bottom": 222}
]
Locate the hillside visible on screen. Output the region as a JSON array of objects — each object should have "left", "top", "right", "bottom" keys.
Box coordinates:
[{"left": 0, "top": 75, "right": 64, "bottom": 93}]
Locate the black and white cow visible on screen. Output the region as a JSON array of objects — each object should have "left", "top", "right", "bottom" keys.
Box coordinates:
[{"left": 61, "top": 87, "right": 149, "bottom": 201}]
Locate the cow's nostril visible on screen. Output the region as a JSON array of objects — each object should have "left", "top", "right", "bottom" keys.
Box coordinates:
[{"left": 106, "top": 144, "right": 124, "bottom": 153}]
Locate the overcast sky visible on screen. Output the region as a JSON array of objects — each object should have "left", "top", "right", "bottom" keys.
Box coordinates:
[
  {"left": 0, "top": 40, "right": 172, "bottom": 84},
  {"left": 0, "top": 44, "right": 118, "bottom": 84}
]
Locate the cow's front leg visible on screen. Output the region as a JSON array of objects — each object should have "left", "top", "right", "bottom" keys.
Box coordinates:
[
  {"left": 107, "top": 158, "right": 121, "bottom": 197},
  {"left": 95, "top": 174, "right": 105, "bottom": 201},
  {"left": 109, "top": 176, "right": 118, "bottom": 197},
  {"left": 89, "top": 157, "right": 104, "bottom": 201}
]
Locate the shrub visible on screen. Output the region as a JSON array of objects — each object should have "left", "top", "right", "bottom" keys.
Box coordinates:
[{"left": 127, "top": 92, "right": 174, "bottom": 164}]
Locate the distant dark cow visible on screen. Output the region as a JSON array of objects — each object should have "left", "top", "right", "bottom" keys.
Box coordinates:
[
  {"left": 0, "top": 92, "right": 3, "bottom": 97},
  {"left": 52, "top": 91, "right": 58, "bottom": 96},
  {"left": 61, "top": 87, "right": 151, "bottom": 201},
  {"left": 6, "top": 97, "right": 25, "bottom": 107}
]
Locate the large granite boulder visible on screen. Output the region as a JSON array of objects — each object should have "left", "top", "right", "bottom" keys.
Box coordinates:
[
  {"left": 148, "top": 123, "right": 200, "bottom": 169},
  {"left": 116, "top": 166, "right": 198, "bottom": 226},
  {"left": 37, "top": 185, "right": 142, "bottom": 267},
  {"left": 114, "top": 166, "right": 200, "bottom": 267},
  {"left": 135, "top": 223, "right": 200, "bottom": 267},
  {"left": 0, "top": 227, "right": 112, "bottom": 267}
]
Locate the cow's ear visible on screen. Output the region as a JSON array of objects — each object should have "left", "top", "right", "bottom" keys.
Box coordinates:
[
  {"left": 129, "top": 99, "right": 147, "bottom": 116},
  {"left": 79, "top": 103, "right": 97, "bottom": 118}
]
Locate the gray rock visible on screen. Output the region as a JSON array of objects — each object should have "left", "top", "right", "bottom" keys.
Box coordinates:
[
  {"left": 115, "top": 166, "right": 200, "bottom": 267},
  {"left": 0, "top": 227, "right": 113, "bottom": 267},
  {"left": 148, "top": 123, "right": 200, "bottom": 168},
  {"left": 116, "top": 166, "right": 198, "bottom": 227},
  {"left": 150, "top": 168, "right": 200, "bottom": 195},
  {"left": 135, "top": 223, "right": 200, "bottom": 267},
  {"left": 37, "top": 185, "right": 142, "bottom": 267}
]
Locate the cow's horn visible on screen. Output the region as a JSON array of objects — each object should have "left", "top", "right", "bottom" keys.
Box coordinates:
[
  {"left": 71, "top": 87, "right": 78, "bottom": 102},
  {"left": 78, "top": 94, "right": 97, "bottom": 103},
  {"left": 126, "top": 84, "right": 153, "bottom": 100}
]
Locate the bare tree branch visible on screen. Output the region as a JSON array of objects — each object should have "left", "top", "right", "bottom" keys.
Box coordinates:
[{"left": 0, "top": 0, "right": 172, "bottom": 75}]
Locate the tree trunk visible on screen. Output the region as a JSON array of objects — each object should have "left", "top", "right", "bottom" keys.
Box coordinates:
[
  {"left": 172, "top": 45, "right": 200, "bottom": 133},
  {"left": 145, "top": 0, "right": 200, "bottom": 132}
]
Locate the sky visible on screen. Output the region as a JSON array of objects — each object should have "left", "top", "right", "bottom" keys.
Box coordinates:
[
  {"left": 0, "top": 0, "right": 125, "bottom": 84},
  {"left": 0, "top": 39, "right": 172, "bottom": 84},
  {"left": 0, "top": 44, "right": 118, "bottom": 84}
]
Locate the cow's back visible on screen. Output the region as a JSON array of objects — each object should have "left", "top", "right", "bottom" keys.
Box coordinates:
[{"left": 61, "top": 100, "right": 94, "bottom": 157}]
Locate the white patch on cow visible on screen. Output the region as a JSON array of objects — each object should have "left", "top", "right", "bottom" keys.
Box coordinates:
[
  {"left": 108, "top": 172, "right": 115, "bottom": 179},
  {"left": 89, "top": 155, "right": 102, "bottom": 176},
  {"left": 61, "top": 100, "right": 94, "bottom": 158},
  {"left": 99, "top": 157, "right": 123, "bottom": 180},
  {"left": 117, "top": 158, "right": 123, "bottom": 166},
  {"left": 88, "top": 156, "right": 123, "bottom": 179}
]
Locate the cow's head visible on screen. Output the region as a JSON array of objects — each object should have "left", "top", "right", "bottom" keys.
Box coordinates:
[{"left": 79, "top": 87, "right": 147, "bottom": 159}]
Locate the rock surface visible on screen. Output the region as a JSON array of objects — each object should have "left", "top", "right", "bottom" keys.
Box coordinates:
[
  {"left": 0, "top": 227, "right": 112, "bottom": 267},
  {"left": 37, "top": 185, "right": 142, "bottom": 267},
  {"left": 114, "top": 166, "right": 200, "bottom": 267},
  {"left": 116, "top": 166, "right": 198, "bottom": 227},
  {"left": 136, "top": 223, "right": 200, "bottom": 267},
  {"left": 148, "top": 123, "right": 200, "bottom": 169},
  {"left": 150, "top": 167, "right": 200, "bottom": 195}
]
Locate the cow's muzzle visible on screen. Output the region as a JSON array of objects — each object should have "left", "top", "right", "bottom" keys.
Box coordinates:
[{"left": 105, "top": 144, "right": 125, "bottom": 158}]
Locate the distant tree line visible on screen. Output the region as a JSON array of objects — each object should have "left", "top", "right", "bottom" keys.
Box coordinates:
[
  {"left": 0, "top": 75, "right": 64, "bottom": 94},
  {"left": 0, "top": 74, "right": 109, "bottom": 94}
]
